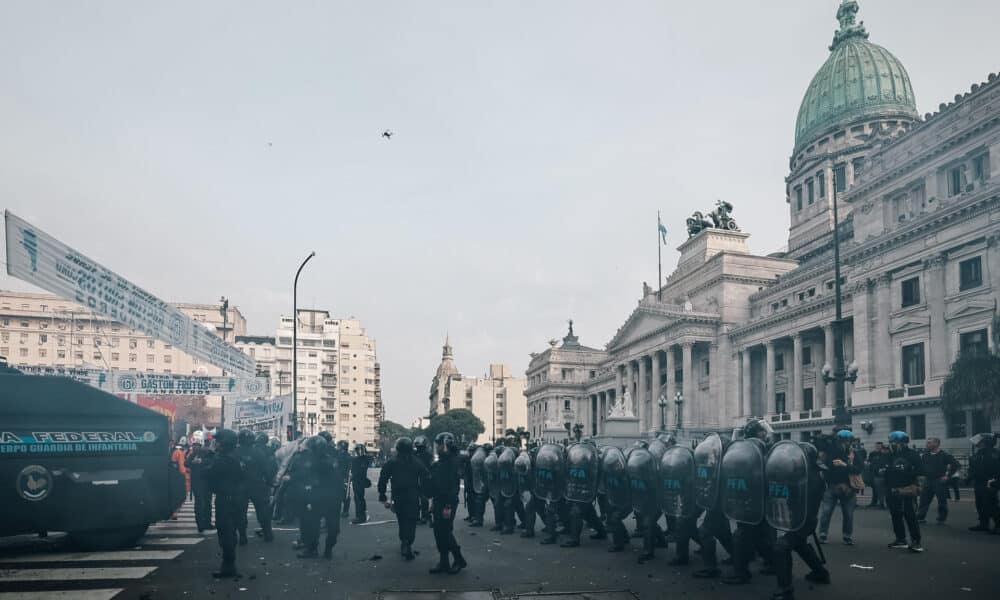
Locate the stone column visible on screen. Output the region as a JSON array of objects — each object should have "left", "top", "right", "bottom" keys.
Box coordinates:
[
  {"left": 791, "top": 334, "right": 803, "bottom": 414},
  {"left": 741, "top": 348, "right": 751, "bottom": 418},
  {"left": 615, "top": 366, "right": 623, "bottom": 400},
  {"left": 681, "top": 342, "right": 693, "bottom": 430},
  {"left": 765, "top": 340, "right": 776, "bottom": 415},
  {"left": 875, "top": 273, "right": 893, "bottom": 388},
  {"left": 851, "top": 279, "right": 874, "bottom": 390},
  {"left": 625, "top": 361, "right": 635, "bottom": 415},
  {"left": 822, "top": 324, "right": 834, "bottom": 407},
  {"left": 925, "top": 254, "right": 948, "bottom": 379},
  {"left": 650, "top": 350, "right": 661, "bottom": 431},
  {"left": 637, "top": 356, "right": 648, "bottom": 434},
  {"left": 709, "top": 342, "right": 721, "bottom": 429},
  {"left": 665, "top": 347, "right": 676, "bottom": 430}
]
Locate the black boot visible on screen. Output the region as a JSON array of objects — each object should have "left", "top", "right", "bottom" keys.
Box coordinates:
[
  {"left": 323, "top": 544, "right": 335, "bottom": 560},
  {"left": 448, "top": 548, "right": 467, "bottom": 574},
  {"left": 262, "top": 526, "right": 274, "bottom": 543},
  {"left": 402, "top": 542, "right": 415, "bottom": 560},
  {"left": 429, "top": 552, "right": 450, "bottom": 574},
  {"left": 238, "top": 531, "right": 248, "bottom": 546},
  {"left": 212, "top": 563, "right": 239, "bottom": 579}
]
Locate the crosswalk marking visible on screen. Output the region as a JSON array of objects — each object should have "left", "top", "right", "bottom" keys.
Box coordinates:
[
  {"left": 0, "top": 550, "right": 182, "bottom": 563},
  {"left": 0, "top": 589, "right": 123, "bottom": 599},
  {"left": 0, "top": 566, "right": 156, "bottom": 582},
  {"left": 140, "top": 537, "right": 204, "bottom": 546}
]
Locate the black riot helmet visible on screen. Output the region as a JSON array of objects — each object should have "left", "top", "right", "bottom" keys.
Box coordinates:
[
  {"left": 215, "top": 428, "right": 238, "bottom": 453},
  {"left": 396, "top": 437, "right": 414, "bottom": 454},
  {"left": 237, "top": 429, "right": 255, "bottom": 447},
  {"left": 317, "top": 430, "right": 333, "bottom": 444},
  {"left": 354, "top": 443, "right": 367, "bottom": 455},
  {"left": 305, "top": 435, "right": 328, "bottom": 453},
  {"left": 482, "top": 442, "right": 494, "bottom": 453},
  {"left": 467, "top": 443, "right": 478, "bottom": 453},
  {"left": 743, "top": 418, "right": 773, "bottom": 442},
  {"left": 337, "top": 440, "right": 349, "bottom": 452},
  {"left": 254, "top": 432, "right": 269, "bottom": 446},
  {"left": 413, "top": 435, "right": 428, "bottom": 451},
  {"left": 656, "top": 432, "right": 677, "bottom": 447},
  {"left": 435, "top": 431, "right": 457, "bottom": 454}
]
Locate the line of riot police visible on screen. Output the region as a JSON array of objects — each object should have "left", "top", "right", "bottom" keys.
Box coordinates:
[{"left": 457, "top": 420, "right": 831, "bottom": 600}]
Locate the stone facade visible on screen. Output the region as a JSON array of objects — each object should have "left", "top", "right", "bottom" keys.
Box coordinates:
[
  {"left": 428, "top": 337, "right": 527, "bottom": 444},
  {"left": 525, "top": 3, "right": 1000, "bottom": 457}
]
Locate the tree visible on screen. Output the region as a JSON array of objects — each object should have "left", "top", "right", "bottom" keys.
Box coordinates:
[
  {"left": 423, "top": 409, "right": 485, "bottom": 446},
  {"left": 377, "top": 420, "right": 412, "bottom": 458},
  {"left": 940, "top": 352, "right": 1000, "bottom": 420}
]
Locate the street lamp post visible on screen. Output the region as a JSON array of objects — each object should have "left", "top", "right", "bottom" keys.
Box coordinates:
[
  {"left": 658, "top": 393, "right": 667, "bottom": 431},
  {"left": 292, "top": 251, "right": 316, "bottom": 440},
  {"left": 825, "top": 175, "right": 858, "bottom": 429},
  {"left": 674, "top": 391, "right": 684, "bottom": 431},
  {"left": 218, "top": 296, "right": 229, "bottom": 428}
]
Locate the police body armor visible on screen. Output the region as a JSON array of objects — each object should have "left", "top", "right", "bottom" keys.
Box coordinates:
[
  {"left": 626, "top": 446, "right": 658, "bottom": 515},
  {"left": 659, "top": 445, "right": 696, "bottom": 518},
  {"left": 533, "top": 443, "right": 567, "bottom": 502},
  {"left": 693, "top": 432, "right": 725, "bottom": 511},
  {"left": 600, "top": 446, "right": 630, "bottom": 509},
  {"left": 498, "top": 447, "right": 518, "bottom": 499},
  {"left": 720, "top": 438, "right": 766, "bottom": 524},
  {"left": 470, "top": 446, "right": 487, "bottom": 494},
  {"left": 515, "top": 450, "right": 534, "bottom": 506},
  {"left": 484, "top": 450, "right": 500, "bottom": 502},
  {"left": 564, "top": 442, "right": 599, "bottom": 504},
  {"left": 764, "top": 440, "right": 812, "bottom": 532}
]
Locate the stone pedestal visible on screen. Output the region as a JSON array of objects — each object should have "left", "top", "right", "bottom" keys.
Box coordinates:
[{"left": 602, "top": 416, "right": 640, "bottom": 436}]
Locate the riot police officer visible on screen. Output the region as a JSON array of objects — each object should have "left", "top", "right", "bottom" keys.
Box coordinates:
[
  {"left": 561, "top": 439, "right": 607, "bottom": 547},
  {"left": 723, "top": 419, "right": 777, "bottom": 584},
  {"left": 468, "top": 443, "right": 488, "bottom": 527},
  {"left": 298, "top": 435, "right": 347, "bottom": 559},
  {"left": 968, "top": 433, "right": 1000, "bottom": 532},
  {"left": 336, "top": 440, "right": 352, "bottom": 518},
  {"left": 414, "top": 436, "right": 433, "bottom": 525},
  {"left": 208, "top": 429, "right": 243, "bottom": 578},
  {"left": 885, "top": 431, "right": 924, "bottom": 552},
  {"left": 692, "top": 433, "right": 734, "bottom": 578},
  {"left": 426, "top": 432, "right": 468, "bottom": 574},
  {"left": 185, "top": 430, "right": 215, "bottom": 533},
  {"left": 515, "top": 445, "right": 539, "bottom": 538},
  {"left": 351, "top": 444, "right": 372, "bottom": 524},
  {"left": 235, "top": 429, "right": 256, "bottom": 545},
  {"left": 378, "top": 437, "right": 428, "bottom": 560},
  {"left": 244, "top": 432, "right": 277, "bottom": 542},
  {"left": 768, "top": 441, "right": 830, "bottom": 600},
  {"left": 599, "top": 444, "right": 632, "bottom": 552}
]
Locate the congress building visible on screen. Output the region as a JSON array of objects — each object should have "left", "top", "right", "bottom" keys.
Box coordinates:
[{"left": 525, "top": 1, "right": 999, "bottom": 456}]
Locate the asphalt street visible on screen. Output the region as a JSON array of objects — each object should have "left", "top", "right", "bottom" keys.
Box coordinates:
[{"left": 1, "top": 474, "right": 998, "bottom": 600}]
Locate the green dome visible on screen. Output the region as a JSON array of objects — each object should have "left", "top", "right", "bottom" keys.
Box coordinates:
[{"left": 794, "top": 1, "right": 918, "bottom": 154}]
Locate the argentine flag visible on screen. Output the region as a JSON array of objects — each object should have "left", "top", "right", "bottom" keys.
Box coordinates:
[{"left": 658, "top": 216, "right": 668, "bottom": 244}]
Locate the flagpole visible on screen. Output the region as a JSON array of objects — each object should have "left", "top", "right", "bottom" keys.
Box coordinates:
[{"left": 657, "top": 210, "right": 662, "bottom": 302}]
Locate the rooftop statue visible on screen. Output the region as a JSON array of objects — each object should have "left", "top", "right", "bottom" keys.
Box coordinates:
[{"left": 686, "top": 200, "right": 740, "bottom": 237}]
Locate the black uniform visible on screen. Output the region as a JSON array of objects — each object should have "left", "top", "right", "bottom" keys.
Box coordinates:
[
  {"left": 773, "top": 458, "right": 829, "bottom": 598},
  {"left": 378, "top": 446, "right": 428, "bottom": 559},
  {"left": 415, "top": 446, "right": 434, "bottom": 524},
  {"left": 338, "top": 446, "right": 352, "bottom": 517},
  {"left": 885, "top": 444, "right": 923, "bottom": 546},
  {"left": 969, "top": 444, "right": 1000, "bottom": 531},
  {"left": 426, "top": 451, "right": 467, "bottom": 573},
  {"left": 916, "top": 449, "right": 960, "bottom": 523},
  {"left": 207, "top": 436, "right": 244, "bottom": 577},
  {"left": 185, "top": 445, "right": 215, "bottom": 532},
  {"left": 242, "top": 440, "right": 277, "bottom": 542},
  {"left": 351, "top": 451, "right": 372, "bottom": 522},
  {"left": 298, "top": 440, "right": 347, "bottom": 558}
]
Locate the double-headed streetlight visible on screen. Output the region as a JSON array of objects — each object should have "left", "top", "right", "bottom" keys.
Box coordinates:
[
  {"left": 674, "top": 390, "right": 684, "bottom": 430},
  {"left": 825, "top": 174, "right": 859, "bottom": 429},
  {"left": 292, "top": 251, "right": 316, "bottom": 439},
  {"left": 658, "top": 393, "right": 668, "bottom": 431}
]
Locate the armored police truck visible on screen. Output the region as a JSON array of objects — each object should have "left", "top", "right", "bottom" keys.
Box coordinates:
[{"left": 0, "top": 372, "right": 186, "bottom": 549}]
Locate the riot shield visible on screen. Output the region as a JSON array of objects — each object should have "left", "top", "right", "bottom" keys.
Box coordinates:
[
  {"left": 694, "top": 432, "right": 724, "bottom": 511},
  {"left": 719, "top": 438, "right": 765, "bottom": 524},
  {"left": 498, "top": 447, "right": 518, "bottom": 499},
  {"left": 564, "top": 442, "right": 599, "bottom": 503},
  {"left": 470, "top": 447, "right": 487, "bottom": 494},
  {"left": 515, "top": 450, "right": 533, "bottom": 506},
  {"left": 533, "top": 443, "right": 567, "bottom": 502},
  {"left": 647, "top": 438, "right": 669, "bottom": 462},
  {"left": 626, "top": 446, "right": 658, "bottom": 514},
  {"left": 600, "top": 446, "right": 631, "bottom": 509},
  {"left": 484, "top": 451, "right": 500, "bottom": 502},
  {"left": 659, "top": 446, "right": 696, "bottom": 518},
  {"left": 765, "top": 440, "right": 810, "bottom": 532}
]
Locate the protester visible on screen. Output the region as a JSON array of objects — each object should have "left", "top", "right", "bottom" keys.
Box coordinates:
[{"left": 916, "top": 437, "right": 959, "bottom": 525}]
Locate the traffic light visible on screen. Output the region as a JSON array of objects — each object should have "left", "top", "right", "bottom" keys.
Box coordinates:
[{"left": 286, "top": 425, "right": 294, "bottom": 442}]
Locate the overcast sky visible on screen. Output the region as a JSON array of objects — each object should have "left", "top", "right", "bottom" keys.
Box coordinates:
[{"left": 2, "top": 1, "right": 998, "bottom": 425}]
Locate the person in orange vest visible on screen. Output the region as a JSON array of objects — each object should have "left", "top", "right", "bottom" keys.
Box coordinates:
[{"left": 170, "top": 440, "right": 189, "bottom": 519}]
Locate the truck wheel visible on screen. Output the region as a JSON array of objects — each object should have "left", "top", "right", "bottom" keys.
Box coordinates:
[{"left": 68, "top": 524, "right": 150, "bottom": 551}]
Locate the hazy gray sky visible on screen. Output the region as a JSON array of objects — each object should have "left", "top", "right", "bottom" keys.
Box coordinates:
[{"left": 2, "top": 1, "right": 998, "bottom": 424}]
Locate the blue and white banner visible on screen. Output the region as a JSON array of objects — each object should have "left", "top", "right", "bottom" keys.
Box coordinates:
[
  {"left": 229, "top": 395, "right": 292, "bottom": 434},
  {"left": 4, "top": 211, "right": 256, "bottom": 377},
  {"left": 13, "top": 365, "right": 269, "bottom": 398}
]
